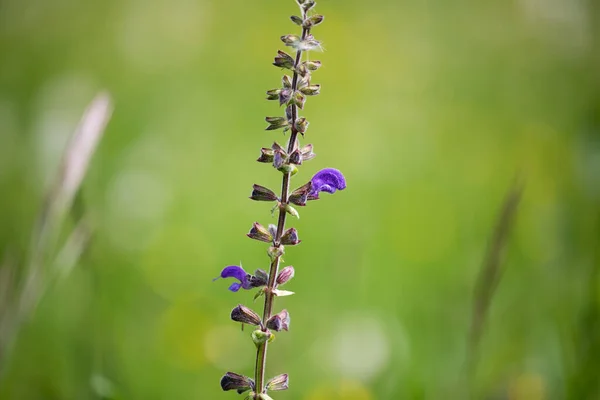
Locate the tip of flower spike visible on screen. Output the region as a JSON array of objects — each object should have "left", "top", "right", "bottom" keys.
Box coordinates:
[{"left": 297, "top": 0, "right": 317, "bottom": 13}]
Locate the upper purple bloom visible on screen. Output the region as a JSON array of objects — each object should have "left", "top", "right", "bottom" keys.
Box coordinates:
[
  {"left": 309, "top": 168, "right": 346, "bottom": 199},
  {"left": 215, "top": 265, "right": 252, "bottom": 292}
]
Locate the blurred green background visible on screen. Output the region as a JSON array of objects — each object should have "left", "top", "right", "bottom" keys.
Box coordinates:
[{"left": 1, "top": 0, "right": 599, "bottom": 399}]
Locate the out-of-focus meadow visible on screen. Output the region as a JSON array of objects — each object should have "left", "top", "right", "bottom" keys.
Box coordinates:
[{"left": 1, "top": 0, "right": 599, "bottom": 399}]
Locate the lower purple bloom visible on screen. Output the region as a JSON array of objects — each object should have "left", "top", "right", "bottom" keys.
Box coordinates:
[
  {"left": 215, "top": 265, "right": 252, "bottom": 292},
  {"left": 309, "top": 168, "right": 346, "bottom": 199}
]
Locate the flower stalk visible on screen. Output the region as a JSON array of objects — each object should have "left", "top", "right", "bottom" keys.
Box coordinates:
[{"left": 216, "top": 1, "right": 345, "bottom": 398}]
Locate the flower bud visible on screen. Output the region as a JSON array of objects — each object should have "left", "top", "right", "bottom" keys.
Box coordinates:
[
  {"left": 271, "top": 141, "right": 285, "bottom": 153},
  {"left": 294, "top": 117, "right": 309, "bottom": 134},
  {"left": 266, "top": 374, "right": 289, "bottom": 391},
  {"left": 220, "top": 372, "right": 255, "bottom": 394},
  {"left": 273, "top": 50, "right": 294, "bottom": 69},
  {"left": 257, "top": 147, "right": 274, "bottom": 163},
  {"left": 292, "top": 92, "right": 306, "bottom": 109},
  {"left": 266, "top": 116, "right": 285, "bottom": 124},
  {"left": 282, "top": 74, "right": 293, "bottom": 89},
  {"left": 267, "top": 309, "right": 290, "bottom": 332},
  {"left": 266, "top": 88, "right": 281, "bottom": 101},
  {"left": 230, "top": 304, "right": 262, "bottom": 326},
  {"left": 280, "top": 227, "right": 300, "bottom": 245},
  {"left": 290, "top": 15, "right": 303, "bottom": 25},
  {"left": 303, "top": 15, "right": 324, "bottom": 28},
  {"left": 273, "top": 149, "right": 286, "bottom": 169},
  {"left": 297, "top": 74, "right": 310, "bottom": 89},
  {"left": 280, "top": 34, "right": 301, "bottom": 47},
  {"left": 250, "top": 184, "right": 278, "bottom": 202},
  {"left": 289, "top": 145, "right": 314, "bottom": 163},
  {"left": 296, "top": 63, "right": 309, "bottom": 77},
  {"left": 250, "top": 269, "right": 269, "bottom": 287},
  {"left": 301, "top": 0, "right": 316, "bottom": 12},
  {"left": 265, "top": 116, "right": 288, "bottom": 131},
  {"left": 304, "top": 60, "right": 322, "bottom": 71},
  {"left": 289, "top": 149, "right": 302, "bottom": 165},
  {"left": 289, "top": 182, "right": 311, "bottom": 206},
  {"left": 279, "top": 88, "right": 293, "bottom": 106},
  {"left": 276, "top": 266, "right": 295, "bottom": 285},
  {"left": 299, "top": 84, "right": 321, "bottom": 96},
  {"left": 247, "top": 222, "right": 273, "bottom": 243},
  {"left": 289, "top": 193, "right": 308, "bottom": 206},
  {"left": 272, "top": 142, "right": 289, "bottom": 166},
  {"left": 301, "top": 143, "right": 316, "bottom": 161},
  {"left": 267, "top": 224, "right": 278, "bottom": 238}
]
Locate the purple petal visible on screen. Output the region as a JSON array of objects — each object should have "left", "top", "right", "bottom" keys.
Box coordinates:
[
  {"left": 221, "top": 265, "right": 248, "bottom": 281},
  {"left": 216, "top": 265, "right": 252, "bottom": 292},
  {"left": 310, "top": 168, "right": 346, "bottom": 199},
  {"left": 319, "top": 184, "right": 335, "bottom": 194},
  {"left": 228, "top": 282, "right": 242, "bottom": 292}
]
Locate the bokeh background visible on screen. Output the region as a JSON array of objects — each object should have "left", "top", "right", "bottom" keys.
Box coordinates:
[{"left": 1, "top": 0, "right": 599, "bottom": 399}]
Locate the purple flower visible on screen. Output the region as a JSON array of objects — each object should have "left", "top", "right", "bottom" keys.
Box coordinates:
[
  {"left": 214, "top": 265, "right": 252, "bottom": 292},
  {"left": 214, "top": 265, "right": 268, "bottom": 292},
  {"left": 309, "top": 168, "right": 346, "bottom": 199}
]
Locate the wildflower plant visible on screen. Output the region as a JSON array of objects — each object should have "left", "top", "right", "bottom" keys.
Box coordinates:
[{"left": 215, "top": 0, "right": 346, "bottom": 398}]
